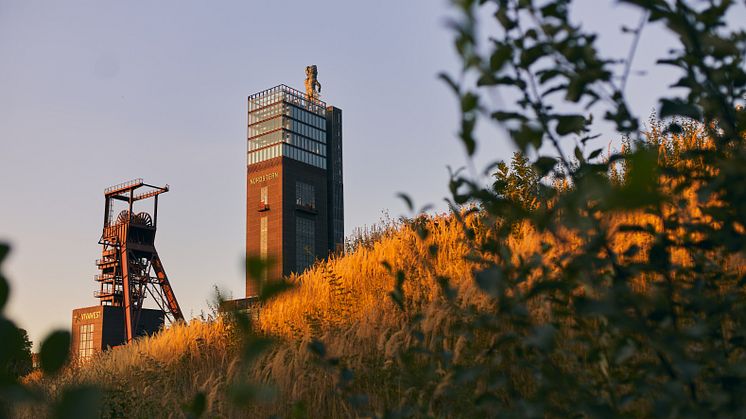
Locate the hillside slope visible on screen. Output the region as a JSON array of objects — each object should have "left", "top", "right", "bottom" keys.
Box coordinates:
[
  {"left": 21, "top": 126, "right": 745, "bottom": 417},
  {"left": 21, "top": 214, "right": 493, "bottom": 417}
]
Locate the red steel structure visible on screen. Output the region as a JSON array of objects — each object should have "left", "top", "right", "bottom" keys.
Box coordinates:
[{"left": 95, "top": 179, "right": 183, "bottom": 343}]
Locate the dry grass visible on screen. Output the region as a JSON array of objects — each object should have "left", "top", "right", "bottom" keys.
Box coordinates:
[{"left": 19, "top": 128, "right": 745, "bottom": 417}]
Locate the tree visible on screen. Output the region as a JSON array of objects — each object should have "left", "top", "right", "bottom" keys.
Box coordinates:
[
  {"left": 5, "top": 328, "right": 32, "bottom": 379},
  {"left": 492, "top": 151, "right": 543, "bottom": 211},
  {"left": 394, "top": 0, "right": 746, "bottom": 416}
]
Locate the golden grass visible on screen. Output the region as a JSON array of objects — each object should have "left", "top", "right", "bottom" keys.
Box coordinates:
[
  {"left": 20, "top": 127, "right": 745, "bottom": 417},
  {"left": 20, "top": 203, "right": 742, "bottom": 417}
]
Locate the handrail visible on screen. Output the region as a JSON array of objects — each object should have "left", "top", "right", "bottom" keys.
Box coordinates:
[
  {"left": 94, "top": 274, "right": 115, "bottom": 281},
  {"left": 248, "top": 84, "right": 327, "bottom": 115},
  {"left": 94, "top": 289, "right": 121, "bottom": 297},
  {"left": 104, "top": 178, "right": 143, "bottom": 195},
  {"left": 131, "top": 186, "right": 169, "bottom": 201}
]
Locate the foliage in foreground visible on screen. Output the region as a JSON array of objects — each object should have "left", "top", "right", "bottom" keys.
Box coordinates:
[{"left": 432, "top": 0, "right": 746, "bottom": 416}]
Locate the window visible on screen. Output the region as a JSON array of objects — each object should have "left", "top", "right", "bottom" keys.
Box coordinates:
[
  {"left": 296, "top": 182, "right": 315, "bottom": 209},
  {"left": 79, "top": 323, "right": 94, "bottom": 360},
  {"left": 260, "top": 217, "right": 268, "bottom": 260},
  {"left": 260, "top": 186, "right": 268, "bottom": 205},
  {"left": 296, "top": 216, "right": 315, "bottom": 271},
  {"left": 260, "top": 217, "right": 268, "bottom": 283}
]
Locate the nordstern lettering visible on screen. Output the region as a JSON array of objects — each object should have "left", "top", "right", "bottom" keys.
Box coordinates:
[{"left": 250, "top": 172, "right": 279, "bottom": 185}]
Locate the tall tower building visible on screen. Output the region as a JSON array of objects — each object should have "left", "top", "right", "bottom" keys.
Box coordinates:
[{"left": 245, "top": 69, "right": 343, "bottom": 296}]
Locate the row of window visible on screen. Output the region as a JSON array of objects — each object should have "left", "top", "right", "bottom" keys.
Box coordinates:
[
  {"left": 284, "top": 144, "right": 326, "bottom": 168},
  {"left": 249, "top": 131, "right": 326, "bottom": 157},
  {"left": 248, "top": 143, "right": 283, "bottom": 164},
  {"left": 288, "top": 105, "right": 325, "bottom": 130},
  {"left": 249, "top": 99, "right": 326, "bottom": 130},
  {"left": 249, "top": 130, "right": 283, "bottom": 151},
  {"left": 79, "top": 323, "right": 94, "bottom": 359},
  {"left": 248, "top": 91, "right": 285, "bottom": 112},
  {"left": 288, "top": 118, "right": 325, "bottom": 142},
  {"left": 287, "top": 132, "right": 325, "bottom": 155},
  {"left": 248, "top": 102, "right": 283, "bottom": 125},
  {"left": 249, "top": 113, "right": 326, "bottom": 144},
  {"left": 248, "top": 144, "right": 327, "bottom": 169},
  {"left": 248, "top": 115, "right": 282, "bottom": 137}
]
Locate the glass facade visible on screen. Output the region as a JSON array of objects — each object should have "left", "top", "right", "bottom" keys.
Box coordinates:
[
  {"left": 326, "top": 107, "right": 345, "bottom": 250},
  {"left": 79, "top": 323, "right": 94, "bottom": 359},
  {"left": 296, "top": 216, "right": 315, "bottom": 271},
  {"left": 247, "top": 85, "right": 327, "bottom": 169},
  {"left": 295, "top": 181, "right": 315, "bottom": 209}
]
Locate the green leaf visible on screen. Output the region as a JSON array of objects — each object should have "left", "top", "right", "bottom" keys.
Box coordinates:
[
  {"left": 396, "top": 193, "right": 414, "bottom": 212},
  {"left": 461, "top": 116, "right": 477, "bottom": 155},
  {"left": 245, "top": 256, "right": 269, "bottom": 283},
  {"left": 566, "top": 77, "right": 588, "bottom": 102},
  {"left": 228, "top": 382, "right": 277, "bottom": 406},
  {"left": 525, "top": 324, "right": 557, "bottom": 351},
  {"left": 556, "top": 114, "right": 586, "bottom": 135},
  {"left": 182, "top": 392, "right": 207, "bottom": 419},
  {"left": 0, "top": 243, "right": 9, "bottom": 265},
  {"left": 534, "top": 156, "right": 557, "bottom": 176},
  {"left": 0, "top": 243, "right": 9, "bottom": 311},
  {"left": 490, "top": 44, "right": 513, "bottom": 72},
  {"left": 511, "top": 124, "right": 543, "bottom": 151},
  {"left": 0, "top": 272, "right": 8, "bottom": 312},
  {"left": 461, "top": 92, "right": 479, "bottom": 113},
  {"left": 574, "top": 146, "right": 584, "bottom": 163},
  {"left": 436, "top": 275, "right": 457, "bottom": 301},
  {"left": 437, "top": 72, "right": 460, "bottom": 94},
  {"left": 308, "top": 339, "right": 326, "bottom": 358},
  {"left": 0, "top": 318, "right": 25, "bottom": 381},
  {"left": 52, "top": 385, "right": 102, "bottom": 419},
  {"left": 242, "top": 336, "right": 274, "bottom": 362},
  {"left": 588, "top": 148, "right": 603, "bottom": 160},
  {"left": 40, "top": 330, "right": 70, "bottom": 375},
  {"left": 259, "top": 279, "right": 293, "bottom": 302},
  {"left": 474, "top": 267, "right": 503, "bottom": 297},
  {"left": 519, "top": 44, "right": 546, "bottom": 67},
  {"left": 659, "top": 98, "right": 702, "bottom": 121},
  {"left": 491, "top": 111, "right": 527, "bottom": 122},
  {"left": 388, "top": 289, "right": 404, "bottom": 309},
  {"left": 290, "top": 401, "right": 309, "bottom": 419}
]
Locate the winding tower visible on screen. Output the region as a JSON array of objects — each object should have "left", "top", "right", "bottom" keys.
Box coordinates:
[{"left": 95, "top": 179, "right": 183, "bottom": 343}]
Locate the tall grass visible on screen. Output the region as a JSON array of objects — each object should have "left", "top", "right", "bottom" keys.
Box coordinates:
[{"left": 18, "top": 126, "right": 744, "bottom": 417}]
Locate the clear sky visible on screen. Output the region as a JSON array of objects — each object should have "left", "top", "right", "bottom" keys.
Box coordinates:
[{"left": 1, "top": 1, "right": 744, "bottom": 348}]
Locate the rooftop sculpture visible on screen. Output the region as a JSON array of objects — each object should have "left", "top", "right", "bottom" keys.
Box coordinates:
[{"left": 305, "top": 65, "right": 321, "bottom": 100}]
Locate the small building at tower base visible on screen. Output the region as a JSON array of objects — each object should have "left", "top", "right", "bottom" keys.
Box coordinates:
[{"left": 71, "top": 305, "right": 164, "bottom": 361}]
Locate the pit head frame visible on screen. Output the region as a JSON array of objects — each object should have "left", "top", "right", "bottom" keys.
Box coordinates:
[{"left": 96, "top": 179, "right": 183, "bottom": 343}]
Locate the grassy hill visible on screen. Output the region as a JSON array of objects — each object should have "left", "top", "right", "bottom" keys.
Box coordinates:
[
  {"left": 21, "top": 212, "right": 489, "bottom": 417},
  {"left": 16, "top": 125, "right": 746, "bottom": 417}
]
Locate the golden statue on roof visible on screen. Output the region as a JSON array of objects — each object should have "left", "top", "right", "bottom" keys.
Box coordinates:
[{"left": 305, "top": 65, "right": 321, "bottom": 100}]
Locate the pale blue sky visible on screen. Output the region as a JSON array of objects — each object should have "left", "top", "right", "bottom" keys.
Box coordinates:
[{"left": 1, "top": 1, "right": 743, "bottom": 347}]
